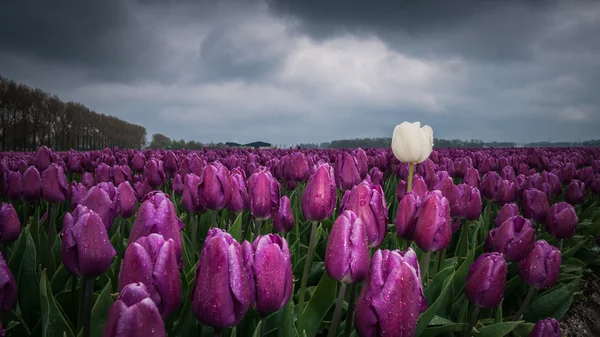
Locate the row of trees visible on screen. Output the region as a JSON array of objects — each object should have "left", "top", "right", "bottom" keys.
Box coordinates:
[{"left": 0, "top": 75, "right": 147, "bottom": 151}]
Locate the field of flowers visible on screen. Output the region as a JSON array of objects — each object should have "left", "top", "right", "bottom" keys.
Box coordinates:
[{"left": 0, "top": 122, "right": 599, "bottom": 337}]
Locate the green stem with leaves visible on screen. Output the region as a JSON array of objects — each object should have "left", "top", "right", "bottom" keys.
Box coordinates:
[
  {"left": 81, "top": 277, "right": 94, "bottom": 337},
  {"left": 514, "top": 287, "right": 537, "bottom": 321},
  {"left": 463, "top": 307, "right": 480, "bottom": 337},
  {"left": 47, "top": 203, "right": 59, "bottom": 275},
  {"left": 297, "top": 221, "right": 319, "bottom": 335},
  {"left": 344, "top": 283, "right": 358, "bottom": 337},
  {"left": 211, "top": 210, "right": 217, "bottom": 228},
  {"left": 190, "top": 213, "right": 198, "bottom": 256},
  {"left": 254, "top": 219, "right": 262, "bottom": 240},
  {"left": 420, "top": 251, "right": 431, "bottom": 285}
]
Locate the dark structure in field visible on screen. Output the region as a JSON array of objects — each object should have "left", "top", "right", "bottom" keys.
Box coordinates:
[{"left": 226, "top": 141, "right": 272, "bottom": 149}]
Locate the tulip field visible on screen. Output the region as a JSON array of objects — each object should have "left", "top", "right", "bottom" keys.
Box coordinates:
[{"left": 1, "top": 137, "right": 600, "bottom": 336}]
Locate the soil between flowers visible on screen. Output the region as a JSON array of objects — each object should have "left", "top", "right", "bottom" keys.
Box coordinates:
[{"left": 561, "top": 272, "right": 600, "bottom": 336}]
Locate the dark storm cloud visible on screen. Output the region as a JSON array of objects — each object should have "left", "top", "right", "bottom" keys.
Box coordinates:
[{"left": 0, "top": 0, "right": 599, "bottom": 145}]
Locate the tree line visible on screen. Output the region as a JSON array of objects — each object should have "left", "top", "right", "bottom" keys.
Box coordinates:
[{"left": 0, "top": 74, "right": 147, "bottom": 152}]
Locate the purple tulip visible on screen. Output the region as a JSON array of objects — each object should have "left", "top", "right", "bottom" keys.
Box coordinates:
[
  {"left": 112, "top": 165, "right": 132, "bottom": 186},
  {"left": 199, "top": 161, "right": 232, "bottom": 211},
  {"left": 522, "top": 188, "right": 550, "bottom": 224},
  {"left": 2, "top": 171, "right": 21, "bottom": 200},
  {"left": 434, "top": 175, "right": 460, "bottom": 217},
  {"left": 41, "top": 163, "right": 68, "bottom": 203},
  {"left": 182, "top": 174, "right": 207, "bottom": 214},
  {"left": 129, "top": 191, "right": 183, "bottom": 268},
  {"left": 289, "top": 152, "right": 310, "bottom": 182},
  {"left": 495, "top": 203, "right": 520, "bottom": 227},
  {"left": 340, "top": 180, "right": 388, "bottom": 247},
  {"left": 119, "top": 234, "right": 182, "bottom": 318},
  {"left": 485, "top": 216, "right": 535, "bottom": 262},
  {"left": 80, "top": 182, "right": 118, "bottom": 230},
  {"left": 0, "top": 251, "right": 17, "bottom": 314},
  {"left": 545, "top": 202, "right": 578, "bottom": 239},
  {"left": 61, "top": 205, "right": 117, "bottom": 277},
  {"left": 228, "top": 168, "right": 248, "bottom": 213},
  {"left": 81, "top": 172, "right": 94, "bottom": 189},
  {"left": 457, "top": 184, "right": 483, "bottom": 221},
  {"left": 396, "top": 180, "right": 408, "bottom": 202},
  {"left": 145, "top": 159, "right": 166, "bottom": 188},
  {"left": 191, "top": 228, "right": 251, "bottom": 328},
  {"left": 248, "top": 167, "right": 280, "bottom": 221},
  {"left": 94, "top": 163, "right": 112, "bottom": 185},
  {"left": 517, "top": 240, "right": 561, "bottom": 289},
  {"left": 354, "top": 148, "right": 368, "bottom": 180},
  {"left": 529, "top": 318, "right": 560, "bottom": 337},
  {"left": 335, "top": 152, "right": 362, "bottom": 191},
  {"left": 325, "top": 210, "right": 370, "bottom": 284},
  {"left": 463, "top": 167, "right": 481, "bottom": 189},
  {"left": 411, "top": 175, "right": 428, "bottom": 198},
  {"left": 0, "top": 203, "right": 20, "bottom": 244},
  {"left": 33, "top": 146, "right": 52, "bottom": 172},
  {"left": 273, "top": 196, "right": 294, "bottom": 233},
  {"left": 481, "top": 171, "right": 502, "bottom": 200},
  {"left": 116, "top": 182, "right": 137, "bottom": 218},
  {"left": 369, "top": 167, "right": 384, "bottom": 186},
  {"left": 131, "top": 153, "right": 146, "bottom": 172},
  {"left": 354, "top": 248, "right": 427, "bottom": 337},
  {"left": 242, "top": 234, "right": 293, "bottom": 314},
  {"left": 103, "top": 282, "right": 167, "bottom": 337},
  {"left": 394, "top": 191, "right": 422, "bottom": 241},
  {"left": 564, "top": 180, "right": 585, "bottom": 205},
  {"left": 172, "top": 173, "right": 184, "bottom": 195},
  {"left": 164, "top": 151, "right": 179, "bottom": 175},
  {"left": 414, "top": 190, "right": 452, "bottom": 252},
  {"left": 465, "top": 252, "right": 508, "bottom": 308},
  {"left": 21, "top": 166, "right": 41, "bottom": 201},
  {"left": 302, "top": 163, "right": 336, "bottom": 222}
]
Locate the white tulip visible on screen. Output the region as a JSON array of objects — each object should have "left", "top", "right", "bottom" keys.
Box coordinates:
[{"left": 391, "top": 121, "right": 434, "bottom": 164}]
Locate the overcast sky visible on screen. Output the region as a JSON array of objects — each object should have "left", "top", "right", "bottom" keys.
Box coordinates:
[{"left": 1, "top": 0, "right": 599, "bottom": 145}]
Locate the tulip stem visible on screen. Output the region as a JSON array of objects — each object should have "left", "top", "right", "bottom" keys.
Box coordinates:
[
  {"left": 558, "top": 239, "right": 563, "bottom": 251},
  {"left": 213, "top": 328, "right": 221, "bottom": 337},
  {"left": 211, "top": 210, "right": 217, "bottom": 228},
  {"left": 463, "top": 307, "right": 480, "bottom": 337},
  {"left": 191, "top": 214, "right": 198, "bottom": 256},
  {"left": 297, "top": 221, "right": 319, "bottom": 335},
  {"left": 514, "top": 287, "right": 537, "bottom": 321},
  {"left": 47, "top": 203, "right": 58, "bottom": 275},
  {"left": 327, "top": 283, "right": 347, "bottom": 337},
  {"left": 420, "top": 252, "right": 431, "bottom": 286},
  {"left": 407, "top": 163, "right": 414, "bottom": 193},
  {"left": 254, "top": 219, "right": 262, "bottom": 240},
  {"left": 259, "top": 317, "right": 266, "bottom": 337},
  {"left": 22, "top": 201, "right": 30, "bottom": 227},
  {"left": 344, "top": 283, "right": 358, "bottom": 337},
  {"left": 82, "top": 277, "right": 94, "bottom": 337}
]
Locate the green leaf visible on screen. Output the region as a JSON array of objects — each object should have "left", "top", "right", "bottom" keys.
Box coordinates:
[
  {"left": 8, "top": 224, "right": 28, "bottom": 273},
  {"left": 301, "top": 273, "right": 337, "bottom": 337},
  {"left": 40, "top": 270, "right": 75, "bottom": 337},
  {"left": 50, "top": 264, "right": 73, "bottom": 295},
  {"left": 18, "top": 226, "right": 41, "bottom": 330},
  {"left": 561, "top": 238, "right": 589, "bottom": 259},
  {"left": 476, "top": 321, "right": 524, "bottom": 337},
  {"left": 453, "top": 248, "right": 475, "bottom": 297},
  {"left": 524, "top": 276, "right": 581, "bottom": 321},
  {"left": 416, "top": 271, "right": 455, "bottom": 336},
  {"left": 560, "top": 258, "right": 586, "bottom": 274},
  {"left": 425, "top": 266, "right": 454, "bottom": 304},
  {"left": 510, "top": 322, "right": 535, "bottom": 337},
  {"left": 229, "top": 212, "right": 243, "bottom": 242},
  {"left": 278, "top": 299, "right": 298, "bottom": 337},
  {"left": 421, "top": 323, "right": 467, "bottom": 337},
  {"left": 88, "top": 280, "right": 114, "bottom": 337}
]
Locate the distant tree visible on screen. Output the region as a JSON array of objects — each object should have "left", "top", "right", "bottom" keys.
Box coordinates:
[{"left": 149, "top": 133, "right": 172, "bottom": 149}]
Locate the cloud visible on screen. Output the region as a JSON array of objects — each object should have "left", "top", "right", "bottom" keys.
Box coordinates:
[{"left": 0, "top": 0, "right": 598, "bottom": 146}]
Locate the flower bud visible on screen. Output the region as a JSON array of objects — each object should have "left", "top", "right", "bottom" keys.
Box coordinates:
[
  {"left": 248, "top": 167, "right": 280, "bottom": 220},
  {"left": 354, "top": 148, "right": 368, "bottom": 180},
  {"left": 191, "top": 228, "right": 251, "bottom": 328},
  {"left": 517, "top": 240, "right": 561, "bottom": 289},
  {"left": 340, "top": 180, "right": 388, "bottom": 247},
  {"left": 243, "top": 234, "right": 293, "bottom": 314},
  {"left": 61, "top": 205, "right": 116, "bottom": 277},
  {"left": 485, "top": 216, "right": 535, "bottom": 262},
  {"left": 522, "top": 188, "right": 550, "bottom": 224},
  {"left": 411, "top": 175, "right": 429, "bottom": 198},
  {"left": 369, "top": 167, "right": 384, "bottom": 187},
  {"left": 396, "top": 180, "right": 407, "bottom": 202},
  {"left": 41, "top": 164, "right": 68, "bottom": 203},
  {"left": 199, "top": 161, "right": 232, "bottom": 211},
  {"left": 117, "top": 182, "right": 137, "bottom": 218},
  {"left": 228, "top": 168, "right": 248, "bottom": 213},
  {"left": 273, "top": 196, "right": 294, "bottom": 233},
  {"left": 481, "top": 171, "right": 502, "bottom": 200},
  {"left": 0, "top": 203, "right": 20, "bottom": 244},
  {"left": 82, "top": 172, "right": 94, "bottom": 189},
  {"left": 564, "top": 180, "right": 585, "bottom": 206},
  {"left": 394, "top": 191, "right": 422, "bottom": 241},
  {"left": 325, "top": 211, "right": 370, "bottom": 284},
  {"left": 119, "top": 234, "right": 182, "bottom": 318},
  {"left": 354, "top": 248, "right": 427, "bottom": 337},
  {"left": 182, "top": 173, "right": 207, "bottom": 214},
  {"left": 391, "top": 121, "right": 434, "bottom": 164},
  {"left": 80, "top": 182, "right": 118, "bottom": 230},
  {"left": 103, "top": 282, "right": 167, "bottom": 337},
  {"left": 529, "top": 318, "right": 560, "bottom": 337},
  {"left": 545, "top": 202, "right": 578, "bottom": 239},
  {"left": 335, "top": 152, "right": 362, "bottom": 191},
  {"left": 129, "top": 192, "right": 183, "bottom": 268},
  {"left": 457, "top": 184, "right": 482, "bottom": 221},
  {"left": 22, "top": 166, "right": 41, "bottom": 201},
  {"left": 414, "top": 190, "right": 452, "bottom": 252},
  {"left": 495, "top": 203, "right": 519, "bottom": 227},
  {"left": 289, "top": 152, "right": 310, "bottom": 182},
  {"left": 2, "top": 171, "right": 22, "bottom": 199},
  {"left": 301, "top": 163, "right": 336, "bottom": 222},
  {"left": 0, "top": 251, "right": 17, "bottom": 314},
  {"left": 145, "top": 159, "right": 166, "bottom": 188},
  {"left": 112, "top": 165, "right": 132, "bottom": 186},
  {"left": 172, "top": 173, "right": 184, "bottom": 195},
  {"left": 465, "top": 252, "right": 508, "bottom": 308},
  {"left": 34, "top": 146, "right": 52, "bottom": 172}
]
